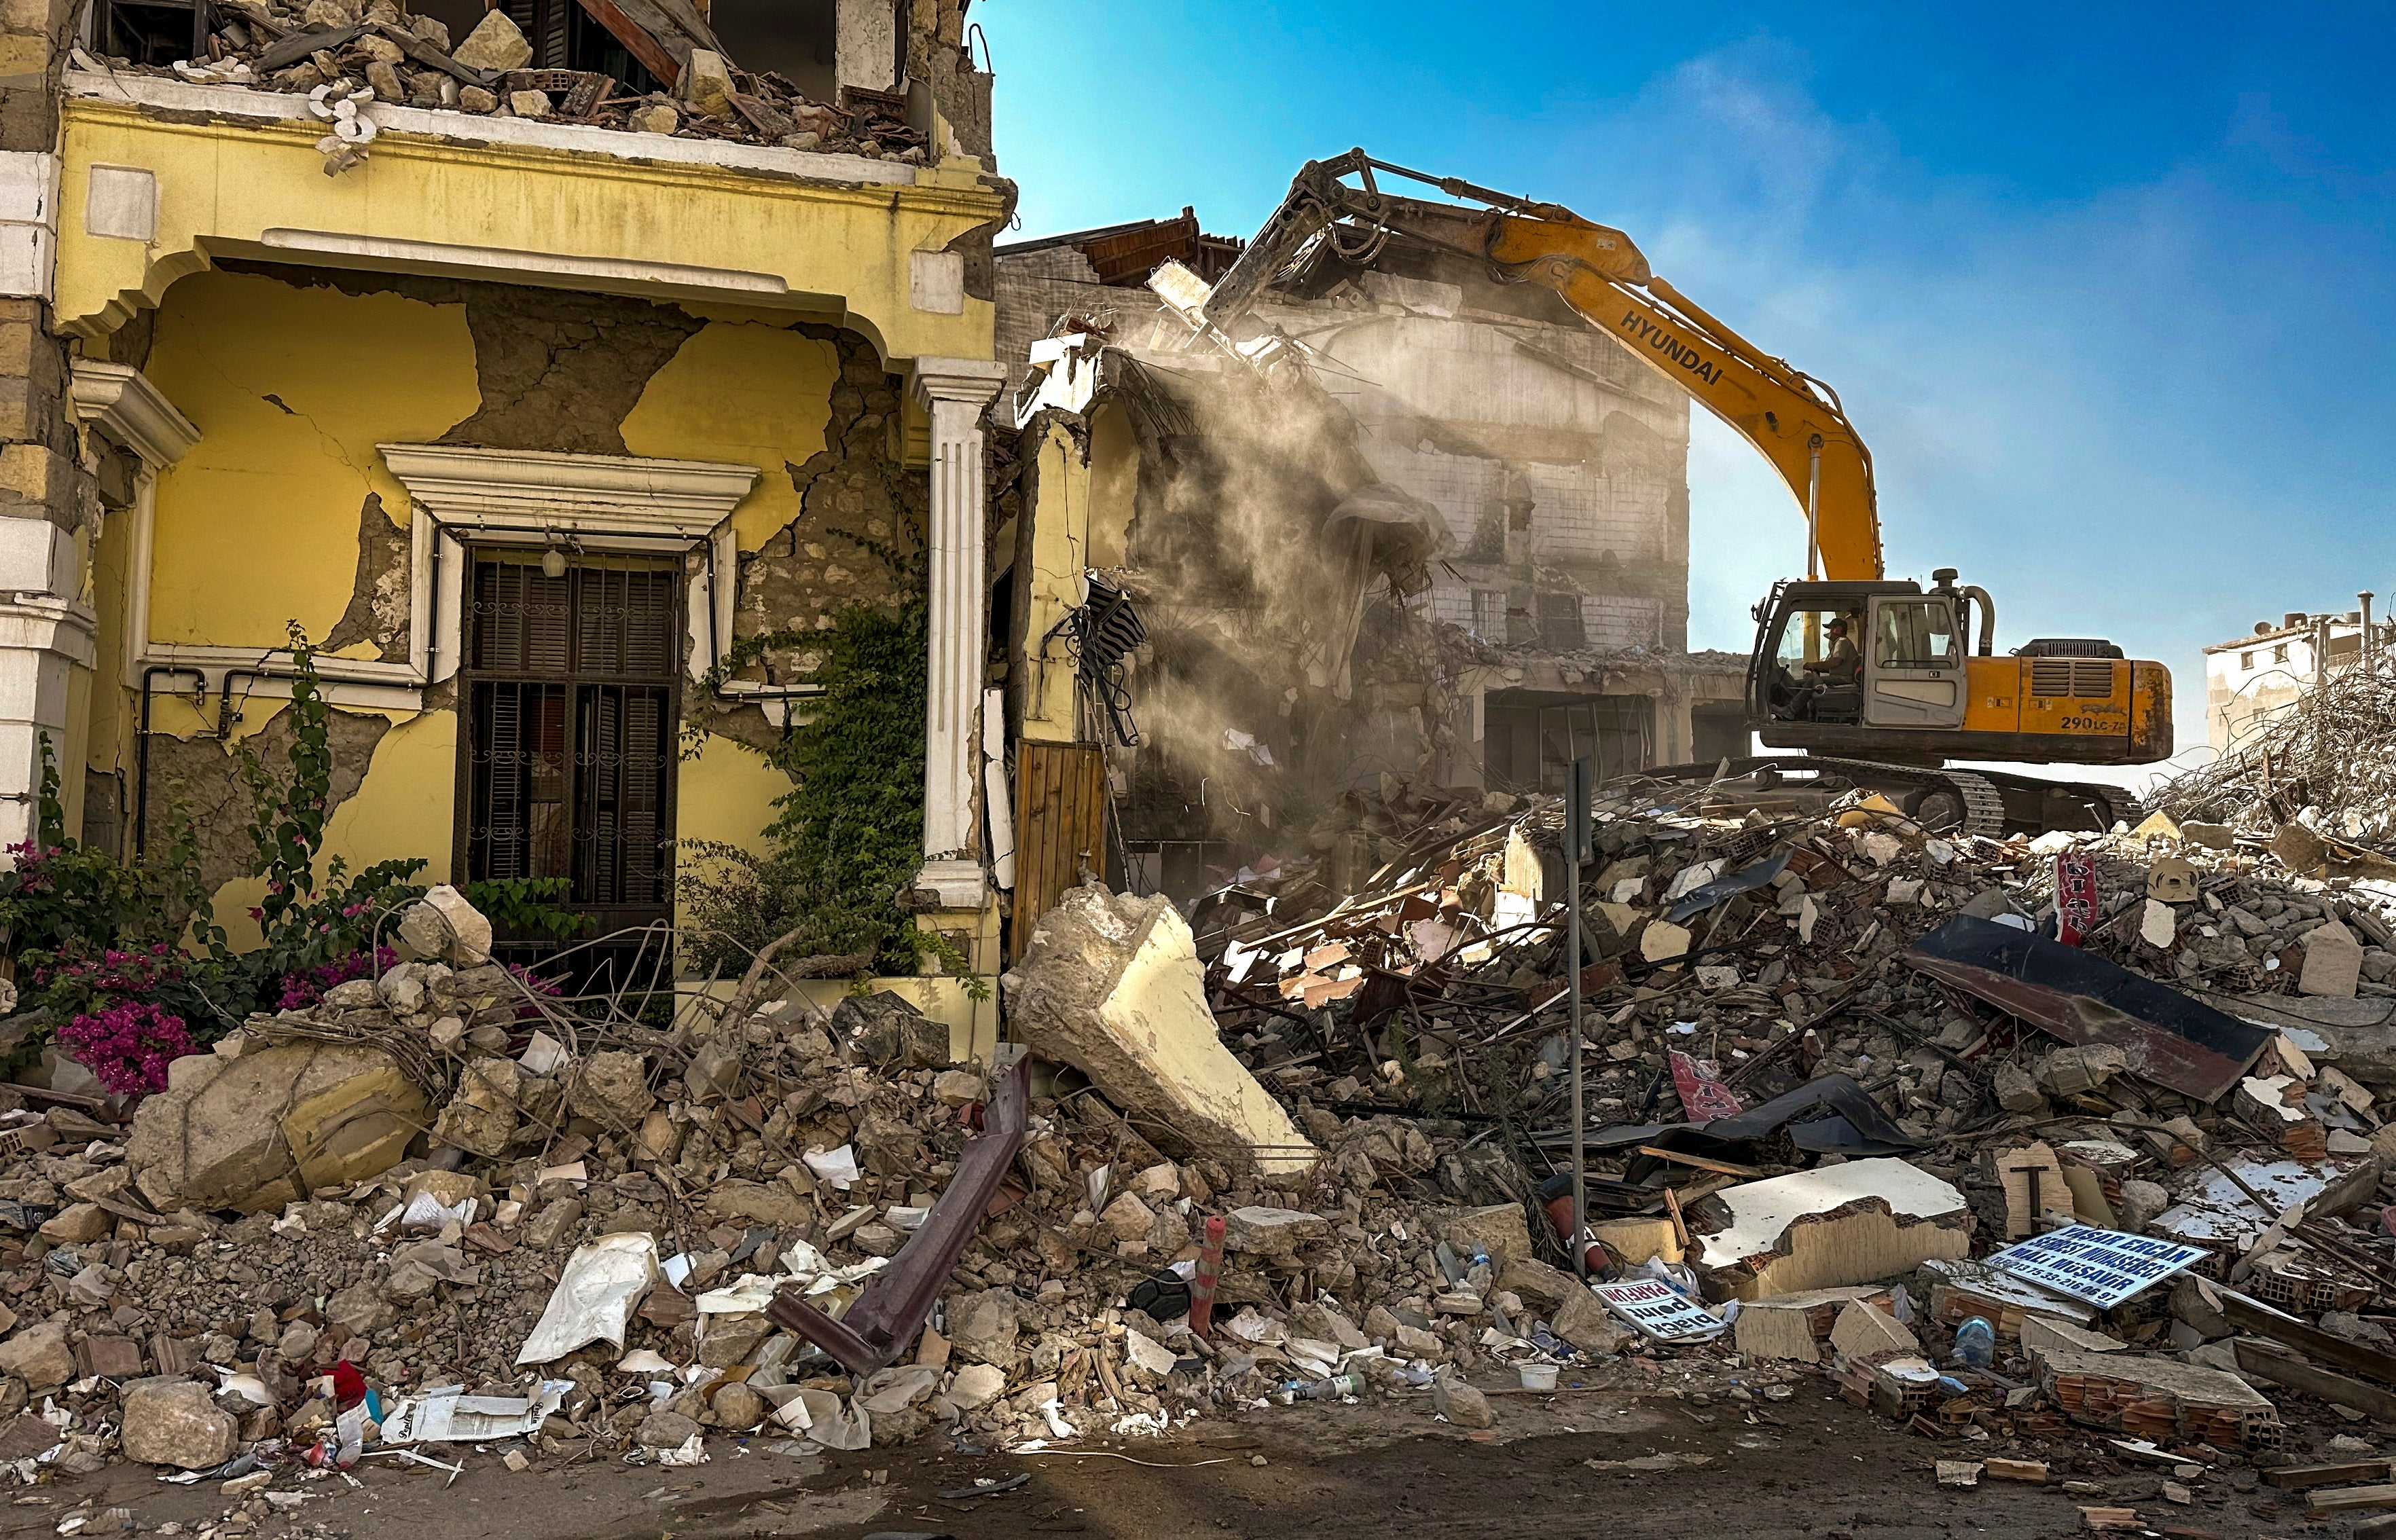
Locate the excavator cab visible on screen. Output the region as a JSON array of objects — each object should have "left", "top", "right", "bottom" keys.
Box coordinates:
[{"left": 1750, "top": 579, "right": 1963, "bottom": 739}]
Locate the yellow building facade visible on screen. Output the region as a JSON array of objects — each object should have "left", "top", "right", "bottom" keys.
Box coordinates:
[{"left": 1, "top": 20, "right": 1012, "bottom": 1054}]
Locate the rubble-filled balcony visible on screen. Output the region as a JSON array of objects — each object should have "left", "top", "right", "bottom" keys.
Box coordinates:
[{"left": 44, "top": 67, "right": 1004, "bottom": 363}]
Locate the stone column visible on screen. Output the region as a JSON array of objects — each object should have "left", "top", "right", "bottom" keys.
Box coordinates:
[
  {"left": 0, "top": 0, "right": 90, "bottom": 852},
  {"left": 910, "top": 358, "right": 1006, "bottom": 909},
  {"left": 0, "top": 519, "right": 88, "bottom": 848}
]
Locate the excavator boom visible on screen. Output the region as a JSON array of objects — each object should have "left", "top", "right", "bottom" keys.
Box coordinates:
[
  {"left": 1189, "top": 151, "right": 2175, "bottom": 834},
  {"left": 1199, "top": 151, "right": 1885, "bottom": 580}
]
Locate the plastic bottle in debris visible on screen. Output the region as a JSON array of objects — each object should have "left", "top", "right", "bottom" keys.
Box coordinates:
[
  {"left": 1282, "top": 1373, "right": 1363, "bottom": 1402},
  {"left": 1952, "top": 1317, "right": 1995, "bottom": 1369}
]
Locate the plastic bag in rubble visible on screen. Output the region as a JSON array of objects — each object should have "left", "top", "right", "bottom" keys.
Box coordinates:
[
  {"left": 515, "top": 1232, "right": 659, "bottom": 1365},
  {"left": 382, "top": 1380, "right": 570, "bottom": 1444},
  {"left": 803, "top": 1145, "right": 860, "bottom": 1190},
  {"left": 1634, "top": 1256, "right": 1703, "bottom": 1300},
  {"left": 772, "top": 1387, "right": 868, "bottom": 1450},
  {"left": 399, "top": 1192, "right": 474, "bottom": 1235}
]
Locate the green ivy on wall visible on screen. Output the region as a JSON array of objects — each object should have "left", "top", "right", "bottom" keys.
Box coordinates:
[{"left": 681, "top": 595, "right": 937, "bottom": 978}]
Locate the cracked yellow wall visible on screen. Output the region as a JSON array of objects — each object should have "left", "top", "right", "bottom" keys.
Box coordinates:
[
  {"left": 620, "top": 317, "right": 839, "bottom": 553},
  {"left": 141, "top": 271, "right": 479, "bottom": 652},
  {"left": 1017, "top": 407, "right": 1138, "bottom": 745},
  {"left": 1017, "top": 416, "right": 1089, "bottom": 744},
  {"left": 110, "top": 272, "right": 874, "bottom": 921}
]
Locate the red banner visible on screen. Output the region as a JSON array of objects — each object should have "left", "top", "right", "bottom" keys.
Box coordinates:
[
  {"left": 1670, "top": 1049, "right": 1745, "bottom": 1121},
  {"left": 2054, "top": 851, "right": 2099, "bottom": 947}
]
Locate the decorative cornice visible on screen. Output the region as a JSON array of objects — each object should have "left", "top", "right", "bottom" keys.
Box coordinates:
[
  {"left": 910, "top": 357, "right": 1009, "bottom": 411},
  {"left": 376, "top": 443, "right": 759, "bottom": 534},
  {"left": 67, "top": 360, "right": 199, "bottom": 469}
]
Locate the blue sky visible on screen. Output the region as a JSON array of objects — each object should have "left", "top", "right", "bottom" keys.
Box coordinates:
[{"left": 981, "top": 2, "right": 2394, "bottom": 763}]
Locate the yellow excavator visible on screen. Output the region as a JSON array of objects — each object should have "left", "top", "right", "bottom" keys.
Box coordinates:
[{"left": 1194, "top": 150, "right": 2172, "bottom": 835}]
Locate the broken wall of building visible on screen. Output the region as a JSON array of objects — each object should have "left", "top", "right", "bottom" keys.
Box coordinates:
[
  {"left": 994, "top": 231, "right": 1747, "bottom": 817},
  {"left": 89, "top": 264, "right": 930, "bottom": 936}
]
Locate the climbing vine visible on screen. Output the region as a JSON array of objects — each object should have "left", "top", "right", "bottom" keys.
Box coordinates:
[
  {"left": 682, "top": 595, "right": 937, "bottom": 978},
  {"left": 680, "top": 509, "right": 984, "bottom": 983}
]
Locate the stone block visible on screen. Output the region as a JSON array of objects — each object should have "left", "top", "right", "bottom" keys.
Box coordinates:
[
  {"left": 127, "top": 1040, "right": 424, "bottom": 1213},
  {"left": 1829, "top": 1300, "right": 1917, "bottom": 1359},
  {"left": 1222, "top": 1205, "right": 1326, "bottom": 1255},
  {"left": 1550, "top": 1285, "right": 1630, "bottom": 1353},
  {"left": 2302, "top": 921, "right": 2365, "bottom": 1000},
  {"left": 1002, "top": 887, "right": 1318, "bottom": 1175},
  {"left": 0, "top": 1320, "right": 67, "bottom": 1389},
  {"left": 120, "top": 1380, "right": 236, "bottom": 1469},
  {"left": 450, "top": 10, "right": 530, "bottom": 71},
  {"left": 1427, "top": 1203, "right": 1535, "bottom": 1268},
  {"left": 676, "top": 48, "right": 732, "bottom": 117}
]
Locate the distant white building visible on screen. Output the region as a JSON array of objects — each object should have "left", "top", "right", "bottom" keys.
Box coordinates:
[{"left": 2202, "top": 602, "right": 2389, "bottom": 750}]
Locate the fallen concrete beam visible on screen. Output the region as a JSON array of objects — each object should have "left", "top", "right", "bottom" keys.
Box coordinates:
[
  {"left": 1003, "top": 886, "right": 1319, "bottom": 1177},
  {"left": 1690, "top": 1156, "right": 1970, "bottom": 1300}
]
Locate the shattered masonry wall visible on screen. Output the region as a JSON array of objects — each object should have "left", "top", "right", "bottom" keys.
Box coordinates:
[
  {"left": 86, "top": 264, "right": 929, "bottom": 932},
  {"left": 1259, "top": 287, "right": 1692, "bottom": 656},
  {"left": 993, "top": 244, "right": 1743, "bottom": 792}
]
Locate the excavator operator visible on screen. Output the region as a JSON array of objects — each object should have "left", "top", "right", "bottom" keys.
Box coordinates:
[{"left": 1803, "top": 617, "right": 1862, "bottom": 684}]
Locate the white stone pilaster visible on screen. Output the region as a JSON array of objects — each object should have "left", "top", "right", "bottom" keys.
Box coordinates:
[
  {"left": 0, "top": 528, "right": 95, "bottom": 851},
  {"left": 911, "top": 358, "right": 1006, "bottom": 908},
  {"left": 62, "top": 361, "right": 198, "bottom": 853}
]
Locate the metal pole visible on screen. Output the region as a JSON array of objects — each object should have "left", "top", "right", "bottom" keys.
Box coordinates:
[
  {"left": 1804, "top": 435, "right": 1823, "bottom": 581},
  {"left": 1565, "top": 754, "right": 1592, "bottom": 1280},
  {"left": 2315, "top": 612, "right": 2331, "bottom": 780}
]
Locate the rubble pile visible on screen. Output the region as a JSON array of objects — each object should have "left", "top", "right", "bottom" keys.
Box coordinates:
[
  {"left": 10, "top": 769, "right": 2396, "bottom": 1520},
  {"left": 1175, "top": 770, "right": 2396, "bottom": 1509},
  {"left": 0, "top": 883, "right": 1639, "bottom": 1490},
  {"left": 2155, "top": 663, "right": 2396, "bottom": 849},
  {"left": 88, "top": 0, "right": 929, "bottom": 164}
]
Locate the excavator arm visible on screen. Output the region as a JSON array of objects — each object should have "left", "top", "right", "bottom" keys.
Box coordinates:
[{"left": 1197, "top": 150, "right": 1885, "bottom": 581}]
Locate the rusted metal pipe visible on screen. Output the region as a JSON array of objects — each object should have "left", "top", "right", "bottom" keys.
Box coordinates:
[{"left": 1188, "top": 1214, "right": 1227, "bottom": 1340}]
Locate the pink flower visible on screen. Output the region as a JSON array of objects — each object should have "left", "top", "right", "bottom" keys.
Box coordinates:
[{"left": 59, "top": 1001, "right": 196, "bottom": 1096}]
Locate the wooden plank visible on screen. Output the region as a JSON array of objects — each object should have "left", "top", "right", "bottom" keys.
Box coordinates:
[
  {"left": 2219, "top": 1288, "right": 2396, "bottom": 1386},
  {"left": 256, "top": 20, "right": 363, "bottom": 70},
  {"left": 1636, "top": 1145, "right": 1766, "bottom": 1179},
  {"left": 2266, "top": 1459, "right": 2396, "bottom": 1490},
  {"left": 1011, "top": 743, "right": 1106, "bottom": 964},
  {"left": 2306, "top": 1484, "right": 2396, "bottom": 1516},
  {"left": 2235, "top": 1340, "right": 2396, "bottom": 1423},
  {"left": 568, "top": 0, "right": 680, "bottom": 84},
  {"left": 604, "top": 0, "right": 700, "bottom": 71},
  {"left": 370, "top": 20, "right": 494, "bottom": 84}
]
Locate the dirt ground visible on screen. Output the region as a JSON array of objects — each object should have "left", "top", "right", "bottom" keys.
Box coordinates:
[{"left": 0, "top": 1373, "right": 2369, "bottom": 1540}]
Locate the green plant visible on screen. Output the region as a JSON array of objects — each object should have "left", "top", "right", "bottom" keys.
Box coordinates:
[
  {"left": 33, "top": 732, "right": 64, "bottom": 851},
  {"left": 0, "top": 737, "right": 170, "bottom": 961},
  {"left": 681, "top": 595, "right": 950, "bottom": 980},
  {"left": 464, "top": 876, "right": 593, "bottom": 942},
  {"left": 241, "top": 621, "right": 341, "bottom": 935},
  {"left": 10, "top": 625, "right": 443, "bottom": 1078},
  {"left": 199, "top": 625, "right": 426, "bottom": 1009}
]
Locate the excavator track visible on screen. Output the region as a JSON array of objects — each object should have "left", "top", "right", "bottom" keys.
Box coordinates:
[
  {"left": 1804, "top": 757, "right": 2008, "bottom": 839},
  {"left": 1624, "top": 756, "right": 2130, "bottom": 839}
]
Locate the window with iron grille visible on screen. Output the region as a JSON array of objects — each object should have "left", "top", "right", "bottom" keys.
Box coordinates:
[
  {"left": 1470, "top": 589, "right": 1504, "bottom": 641},
  {"left": 1538, "top": 591, "right": 1586, "bottom": 650},
  {"left": 458, "top": 553, "right": 680, "bottom": 938}
]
